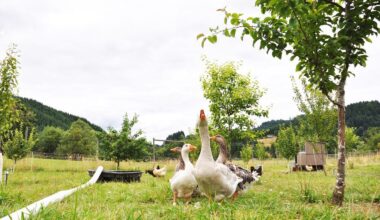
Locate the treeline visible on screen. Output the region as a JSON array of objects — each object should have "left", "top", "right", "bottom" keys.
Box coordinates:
[
  {"left": 17, "top": 97, "right": 103, "bottom": 132},
  {"left": 257, "top": 101, "right": 380, "bottom": 137}
]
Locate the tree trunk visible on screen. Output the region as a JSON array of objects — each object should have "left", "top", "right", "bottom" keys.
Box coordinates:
[
  {"left": 332, "top": 84, "right": 346, "bottom": 206},
  {"left": 117, "top": 161, "right": 120, "bottom": 170}
]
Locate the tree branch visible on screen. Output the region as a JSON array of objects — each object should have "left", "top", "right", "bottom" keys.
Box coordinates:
[
  {"left": 323, "top": 92, "right": 342, "bottom": 107},
  {"left": 321, "top": 0, "right": 344, "bottom": 11},
  {"left": 210, "top": 24, "right": 258, "bottom": 36}
]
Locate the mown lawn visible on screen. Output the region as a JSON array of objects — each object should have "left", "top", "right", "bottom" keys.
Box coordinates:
[{"left": 1, "top": 155, "right": 379, "bottom": 219}]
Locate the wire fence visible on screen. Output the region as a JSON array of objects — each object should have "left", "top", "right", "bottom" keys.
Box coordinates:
[
  {"left": 326, "top": 151, "right": 380, "bottom": 159},
  {"left": 29, "top": 152, "right": 98, "bottom": 161},
  {"left": 26, "top": 152, "right": 178, "bottom": 162},
  {"left": 21, "top": 150, "right": 380, "bottom": 162}
]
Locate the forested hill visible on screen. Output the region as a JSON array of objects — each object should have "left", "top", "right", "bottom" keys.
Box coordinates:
[
  {"left": 257, "top": 100, "right": 380, "bottom": 136},
  {"left": 18, "top": 97, "right": 103, "bottom": 132},
  {"left": 346, "top": 100, "right": 380, "bottom": 136}
]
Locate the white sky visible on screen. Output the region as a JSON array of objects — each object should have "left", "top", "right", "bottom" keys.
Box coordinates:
[{"left": 0, "top": 0, "right": 379, "bottom": 141}]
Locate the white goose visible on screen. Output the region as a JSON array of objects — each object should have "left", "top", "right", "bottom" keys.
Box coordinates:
[
  {"left": 169, "top": 144, "right": 198, "bottom": 205},
  {"left": 192, "top": 110, "right": 243, "bottom": 201}
]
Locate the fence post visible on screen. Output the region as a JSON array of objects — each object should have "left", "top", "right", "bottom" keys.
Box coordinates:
[
  {"left": 153, "top": 138, "right": 156, "bottom": 162},
  {"left": 30, "top": 151, "right": 34, "bottom": 171}
]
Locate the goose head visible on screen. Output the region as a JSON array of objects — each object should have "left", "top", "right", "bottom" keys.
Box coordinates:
[
  {"left": 210, "top": 134, "right": 225, "bottom": 144},
  {"left": 181, "top": 144, "right": 197, "bottom": 154},
  {"left": 210, "top": 134, "right": 229, "bottom": 163},
  {"left": 170, "top": 147, "right": 182, "bottom": 153},
  {"left": 197, "top": 109, "right": 208, "bottom": 127}
]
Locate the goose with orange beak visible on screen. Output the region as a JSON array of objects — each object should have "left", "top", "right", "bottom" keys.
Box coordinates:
[
  {"left": 169, "top": 144, "right": 198, "bottom": 205},
  {"left": 192, "top": 110, "right": 243, "bottom": 201}
]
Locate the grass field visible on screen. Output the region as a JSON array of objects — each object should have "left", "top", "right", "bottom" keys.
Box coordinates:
[{"left": 1, "top": 154, "right": 379, "bottom": 219}]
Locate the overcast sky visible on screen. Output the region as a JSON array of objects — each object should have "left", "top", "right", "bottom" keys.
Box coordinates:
[{"left": 0, "top": 0, "right": 379, "bottom": 141}]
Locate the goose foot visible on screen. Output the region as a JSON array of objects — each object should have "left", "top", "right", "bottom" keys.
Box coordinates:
[
  {"left": 172, "top": 191, "right": 178, "bottom": 206},
  {"left": 232, "top": 191, "right": 239, "bottom": 201},
  {"left": 184, "top": 193, "right": 192, "bottom": 205}
]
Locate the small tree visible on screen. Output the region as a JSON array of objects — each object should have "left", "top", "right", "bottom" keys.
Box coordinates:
[
  {"left": 4, "top": 127, "right": 35, "bottom": 169},
  {"left": 254, "top": 142, "right": 268, "bottom": 161},
  {"left": 345, "top": 127, "right": 363, "bottom": 152},
  {"left": 0, "top": 45, "right": 20, "bottom": 182},
  {"left": 97, "top": 128, "right": 118, "bottom": 161},
  {"left": 292, "top": 76, "right": 337, "bottom": 153},
  {"left": 57, "top": 120, "right": 97, "bottom": 158},
  {"left": 201, "top": 60, "right": 268, "bottom": 157},
  {"left": 366, "top": 129, "right": 380, "bottom": 152},
  {"left": 240, "top": 143, "right": 253, "bottom": 165},
  {"left": 276, "top": 126, "right": 299, "bottom": 160},
  {"left": 111, "top": 113, "right": 148, "bottom": 169}
]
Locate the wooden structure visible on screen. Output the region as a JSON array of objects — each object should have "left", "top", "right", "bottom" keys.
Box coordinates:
[{"left": 295, "top": 141, "right": 326, "bottom": 171}]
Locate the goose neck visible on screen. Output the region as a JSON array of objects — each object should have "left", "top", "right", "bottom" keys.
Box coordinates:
[{"left": 199, "top": 125, "right": 213, "bottom": 161}]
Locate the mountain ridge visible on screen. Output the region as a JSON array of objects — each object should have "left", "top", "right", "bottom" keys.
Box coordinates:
[{"left": 18, "top": 96, "right": 103, "bottom": 132}]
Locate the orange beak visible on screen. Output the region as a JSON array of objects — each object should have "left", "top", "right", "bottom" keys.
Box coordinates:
[
  {"left": 200, "top": 109, "right": 206, "bottom": 121},
  {"left": 210, "top": 136, "right": 216, "bottom": 141},
  {"left": 188, "top": 145, "right": 197, "bottom": 152},
  {"left": 170, "top": 147, "right": 179, "bottom": 152}
]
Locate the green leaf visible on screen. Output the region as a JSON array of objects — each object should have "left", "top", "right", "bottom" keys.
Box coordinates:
[
  {"left": 289, "top": 17, "right": 297, "bottom": 28},
  {"left": 223, "top": 29, "right": 230, "bottom": 37},
  {"left": 364, "top": 37, "right": 372, "bottom": 43},
  {"left": 231, "top": 18, "right": 240, "bottom": 26},
  {"left": 231, "top": 29, "right": 236, "bottom": 37},
  {"left": 296, "top": 63, "right": 303, "bottom": 72},
  {"left": 201, "top": 38, "right": 207, "bottom": 48},
  {"left": 197, "top": 33, "right": 205, "bottom": 40},
  {"left": 208, "top": 35, "right": 217, "bottom": 44}
]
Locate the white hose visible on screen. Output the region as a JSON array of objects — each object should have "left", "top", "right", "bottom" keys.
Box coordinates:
[{"left": 2, "top": 166, "right": 103, "bottom": 220}]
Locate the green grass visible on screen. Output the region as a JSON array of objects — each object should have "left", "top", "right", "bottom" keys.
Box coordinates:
[{"left": 1, "top": 155, "right": 380, "bottom": 219}]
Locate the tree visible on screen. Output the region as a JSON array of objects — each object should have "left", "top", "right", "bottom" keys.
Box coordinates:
[
  {"left": 97, "top": 128, "right": 117, "bottom": 160},
  {"left": 111, "top": 113, "right": 148, "bottom": 169},
  {"left": 345, "top": 127, "right": 364, "bottom": 152},
  {"left": 57, "top": 120, "right": 97, "bottom": 158},
  {"left": 200, "top": 0, "right": 380, "bottom": 205},
  {"left": 240, "top": 144, "right": 253, "bottom": 164},
  {"left": 364, "top": 127, "right": 380, "bottom": 151},
  {"left": 253, "top": 142, "right": 268, "bottom": 160},
  {"left": 275, "top": 126, "right": 299, "bottom": 160},
  {"left": 34, "top": 126, "right": 64, "bottom": 153},
  {"left": 292, "top": 76, "right": 337, "bottom": 153},
  {"left": 0, "top": 45, "right": 20, "bottom": 183},
  {"left": 157, "top": 131, "right": 186, "bottom": 158},
  {"left": 4, "top": 126, "right": 35, "bottom": 168},
  {"left": 201, "top": 60, "right": 268, "bottom": 157},
  {"left": 367, "top": 133, "right": 380, "bottom": 152}
]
